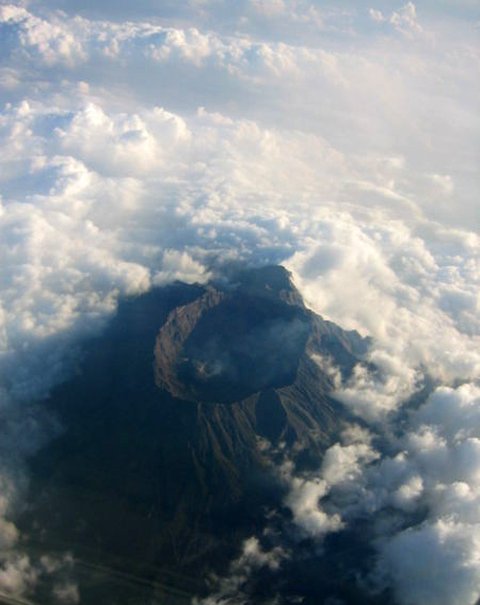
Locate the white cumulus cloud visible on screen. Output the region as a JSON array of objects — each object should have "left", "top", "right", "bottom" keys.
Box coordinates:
[{"left": 0, "top": 1, "right": 478, "bottom": 602}]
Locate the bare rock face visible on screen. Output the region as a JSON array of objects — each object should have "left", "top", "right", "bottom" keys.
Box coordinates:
[
  {"left": 154, "top": 287, "right": 228, "bottom": 401},
  {"left": 151, "top": 265, "right": 369, "bottom": 472},
  {"left": 155, "top": 265, "right": 365, "bottom": 409},
  {"left": 154, "top": 285, "right": 310, "bottom": 403}
]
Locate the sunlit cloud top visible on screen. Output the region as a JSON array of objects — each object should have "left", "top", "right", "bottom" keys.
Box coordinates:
[{"left": 0, "top": 1, "right": 479, "bottom": 601}]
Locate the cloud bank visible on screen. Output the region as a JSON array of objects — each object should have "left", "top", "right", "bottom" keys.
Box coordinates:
[
  {"left": 0, "top": 1, "right": 478, "bottom": 603},
  {"left": 203, "top": 385, "right": 480, "bottom": 604}
]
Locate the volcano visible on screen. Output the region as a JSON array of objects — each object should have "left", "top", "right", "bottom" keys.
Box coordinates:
[{"left": 21, "top": 266, "right": 369, "bottom": 603}]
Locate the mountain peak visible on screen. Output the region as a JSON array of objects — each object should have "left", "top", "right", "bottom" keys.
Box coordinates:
[
  {"left": 25, "top": 266, "right": 369, "bottom": 601},
  {"left": 213, "top": 264, "right": 305, "bottom": 308},
  {"left": 154, "top": 266, "right": 309, "bottom": 404}
]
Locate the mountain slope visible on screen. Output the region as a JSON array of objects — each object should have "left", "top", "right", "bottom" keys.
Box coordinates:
[{"left": 21, "top": 266, "right": 368, "bottom": 601}]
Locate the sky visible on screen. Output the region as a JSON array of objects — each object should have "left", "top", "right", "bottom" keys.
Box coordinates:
[{"left": 0, "top": 1, "right": 479, "bottom": 603}]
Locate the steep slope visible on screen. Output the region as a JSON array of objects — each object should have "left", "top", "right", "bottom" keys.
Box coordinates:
[{"left": 21, "top": 266, "right": 368, "bottom": 601}]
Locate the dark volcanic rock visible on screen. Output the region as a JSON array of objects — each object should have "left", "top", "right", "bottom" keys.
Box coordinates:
[
  {"left": 155, "top": 288, "right": 309, "bottom": 403},
  {"left": 155, "top": 266, "right": 364, "bottom": 406},
  {"left": 21, "top": 266, "right": 369, "bottom": 601}
]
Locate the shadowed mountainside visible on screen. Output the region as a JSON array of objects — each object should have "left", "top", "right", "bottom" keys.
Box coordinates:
[{"left": 20, "top": 266, "right": 369, "bottom": 602}]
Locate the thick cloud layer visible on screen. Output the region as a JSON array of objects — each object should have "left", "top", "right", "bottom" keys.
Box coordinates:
[{"left": 0, "top": 1, "right": 478, "bottom": 603}]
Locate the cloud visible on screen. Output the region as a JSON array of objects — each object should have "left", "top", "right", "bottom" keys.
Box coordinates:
[
  {"left": 368, "top": 9, "right": 386, "bottom": 23},
  {"left": 0, "top": 4, "right": 87, "bottom": 66},
  {"left": 273, "top": 382, "right": 480, "bottom": 604},
  {"left": 53, "top": 581, "right": 80, "bottom": 604},
  {"left": 390, "top": 3, "right": 423, "bottom": 35},
  {"left": 0, "top": 1, "right": 478, "bottom": 603},
  {"left": 380, "top": 519, "right": 480, "bottom": 605},
  {"left": 0, "top": 555, "right": 38, "bottom": 596},
  {"left": 199, "top": 381, "right": 480, "bottom": 601},
  {"left": 0, "top": 550, "right": 79, "bottom": 603},
  {"left": 281, "top": 440, "right": 380, "bottom": 536},
  {"left": 287, "top": 219, "right": 480, "bottom": 421},
  {"left": 284, "top": 472, "right": 343, "bottom": 537},
  {"left": 369, "top": 3, "right": 425, "bottom": 38},
  {"left": 195, "top": 537, "right": 286, "bottom": 605},
  {"left": 416, "top": 384, "right": 480, "bottom": 441}
]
